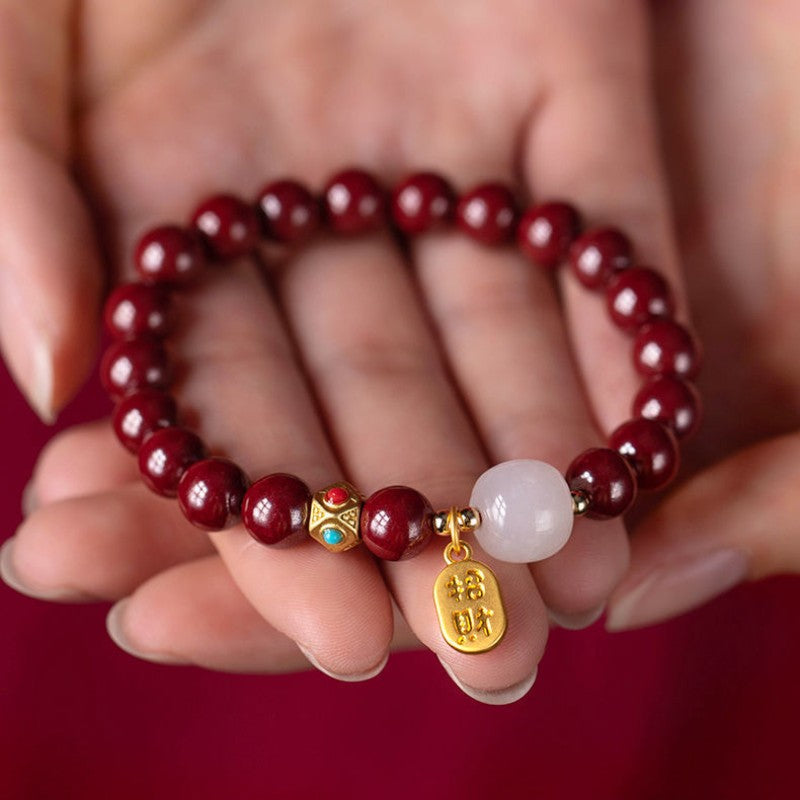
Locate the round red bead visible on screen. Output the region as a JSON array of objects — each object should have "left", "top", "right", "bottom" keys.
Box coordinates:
[
  {"left": 256, "top": 179, "right": 320, "bottom": 243},
  {"left": 178, "top": 458, "right": 249, "bottom": 531},
  {"left": 633, "top": 375, "right": 702, "bottom": 439},
  {"left": 456, "top": 183, "right": 517, "bottom": 245},
  {"left": 100, "top": 338, "right": 171, "bottom": 399},
  {"left": 112, "top": 388, "right": 178, "bottom": 453},
  {"left": 633, "top": 319, "right": 701, "bottom": 378},
  {"left": 138, "top": 426, "right": 207, "bottom": 497},
  {"left": 323, "top": 169, "right": 385, "bottom": 234},
  {"left": 609, "top": 418, "right": 679, "bottom": 491},
  {"left": 391, "top": 172, "right": 455, "bottom": 234},
  {"left": 242, "top": 473, "right": 312, "bottom": 545},
  {"left": 324, "top": 486, "right": 349, "bottom": 506},
  {"left": 566, "top": 448, "right": 637, "bottom": 520},
  {"left": 104, "top": 283, "right": 171, "bottom": 340},
  {"left": 517, "top": 201, "right": 581, "bottom": 268},
  {"left": 191, "top": 194, "right": 260, "bottom": 259},
  {"left": 360, "top": 486, "right": 434, "bottom": 561},
  {"left": 569, "top": 227, "right": 632, "bottom": 289},
  {"left": 606, "top": 267, "right": 674, "bottom": 330},
  {"left": 134, "top": 225, "right": 205, "bottom": 285}
]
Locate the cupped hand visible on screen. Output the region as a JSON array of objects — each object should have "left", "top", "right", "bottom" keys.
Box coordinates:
[
  {"left": 607, "top": 0, "right": 800, "bottom": 630},
  {"left": 0, "top": 0, "right": 683, "bottom": 702}
]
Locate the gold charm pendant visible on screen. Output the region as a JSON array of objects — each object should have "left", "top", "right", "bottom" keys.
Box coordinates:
[{"left": 433, "top": 508, "right": 507, "bottom": 654}]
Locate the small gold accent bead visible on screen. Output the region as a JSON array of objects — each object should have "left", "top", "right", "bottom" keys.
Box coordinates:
[
  {"left": 571, "top": 490, "right": 591, "bottom": 516},
  {"left": 432, "top": 511, "right": 450, "bottom": 536},
  {"left": 457, "top": 507, "right": 481, "bottom": 532},
  {"left": 308, "top": 481, "right": 362, "bottom": 552}
]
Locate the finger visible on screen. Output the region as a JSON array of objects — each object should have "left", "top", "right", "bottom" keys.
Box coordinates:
[
  {"left": 1, "top": 484, "right": 213, "bottom": 602},
  {"left": 0, "top": 1, "right": 103, "bottom": 421},
  {"left": 106, "top": 555, "right": 421, "bottom": 674},
  {"left": 29, "top": 419, "right": 138, "bottom": 511},
  {"left": 525, "top": 0, "right": 687, "bottom": 434},
  {"left": 281, "top": 233, "right": 547, "bottom": 702},
  {"left": 607, "top": 431, "right": 800, "bottom": 630}
]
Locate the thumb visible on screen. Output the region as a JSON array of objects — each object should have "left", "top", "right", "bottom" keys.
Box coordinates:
[
  {"left": 607, "top": 430, "right": 800, "bottom": 630},
  {"left": 0, "top": 0, "right": 103, "bottom": 422}
]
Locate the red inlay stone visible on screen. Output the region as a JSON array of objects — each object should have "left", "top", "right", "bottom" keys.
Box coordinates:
[{"left": 324, "top": 486, "right": 349, "bottom": 506}]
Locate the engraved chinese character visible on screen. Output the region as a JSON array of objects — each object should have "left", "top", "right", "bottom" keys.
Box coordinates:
[
  {"left": 464, "top": 568, "right": 486, "bottom": 601},
  {"left": 446, "top": 574, "right": 465, "bottom": 602},
  {"left": 476, "top": 606, "right": 494, "bottom": 637},
  {"left": 452, "top": 608, "right": 474, "bottom": 638}
]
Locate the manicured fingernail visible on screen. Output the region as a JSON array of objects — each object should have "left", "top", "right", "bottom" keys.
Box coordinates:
[
  {"left": 22, "top": 481, "right": 38, "bottom": 517},
  {"left": 606, "top": 548, "right": 749, "bottom": 632},
  {"left": 297, "top": 643, "right": 388, "bottom": 682},
  {"left": 106, "top": 600, "right": 188, "bottom": 665},
  {"left": 548, "top": 604, "right": 605, "bottom": 630},
  {"left": 436, "top": 656, "right": 537, "bottom": 705},
  {"left": 0, "top": 537, "right": 104, "bottom": 602}
]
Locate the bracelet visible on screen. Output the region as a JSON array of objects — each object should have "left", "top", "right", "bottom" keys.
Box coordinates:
[{"left": 100, "top": 168, "right": 702, "bottom": 655}]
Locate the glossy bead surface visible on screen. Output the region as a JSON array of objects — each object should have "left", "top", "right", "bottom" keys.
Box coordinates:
[
  {"left": 456, "top": 183, "right": 518, "bottom": 245},
  {"left": 569, "top": 227, "right": 632, "bottom": 289},
  {"left": 112, "top": 388, "right": 178, "bottom": 453},
  {"left": 609, "top": 419, "right": 679, "bottom": 491},
  {"left": 100, "top": 338, "right": 171, "bottom": 399},
  {"left": 517, "top": 201, "right": 581, "bottom": 268},
  {"left": 633, "top": 375, "right": 702, "bottom": 439},
  {"left": 606, "top": 267, "right": 674, "bottom": 330},
  {"left": 391, "top": 172, "right": 455, "bottom": 234},
  {"left": 178, "top": 458, "right": 249, "bottom": 531},
  {"left": 134, "top": 225, "right": 205, "bottom": 285},
  {"left": 360, "top": 486, "right": 434, "bottom": 561},
  {"left": 104, "top": 283, "right": 171, "bottom": 340},
  {"left": 566, "top": 448, "right": 637, "bottom": 520},
  {"left": 323, "top": 169, "right": 385, "bottom": 234},
  {"left": 470, "top": 459, "right": 574, "bottom": 563},
  {"left": 242, "top": 473, "right": 312, "bottom": 545},
  {"left": 191, "top": 194, "right": 260, "bottom": 259},
  {"left": 633, "top": 319, "right": 701, "bottom": 378},
  {"left": 256, "top": 180, "right": 320, "bottom": 243},
  {"left": 138, "top": 427, "right": 207, "bottom": 497}
]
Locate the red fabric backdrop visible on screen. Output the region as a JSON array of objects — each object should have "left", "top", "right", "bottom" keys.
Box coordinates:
[{"left": 1, "top": 361, "right": 798, "bottom": 800}]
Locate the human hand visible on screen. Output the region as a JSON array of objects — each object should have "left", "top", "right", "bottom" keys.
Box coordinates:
[
  {"left": 607, "top": 0, "right": 800, "bottom": 630},
  {"left": 0, "top": 0, "right": 685, "bottom": 702}
]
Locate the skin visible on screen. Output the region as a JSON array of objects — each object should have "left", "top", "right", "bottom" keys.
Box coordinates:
[{"left": 0, "top": 0, "right": 689, "bottom": 702}]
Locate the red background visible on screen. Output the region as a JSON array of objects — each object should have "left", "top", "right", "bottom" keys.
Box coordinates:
[{"left": 1, "top": 362, "right": 798, "bottom": 800}]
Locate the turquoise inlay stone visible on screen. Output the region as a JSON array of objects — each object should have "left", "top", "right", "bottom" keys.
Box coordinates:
[{"left": 322, "top": 528, "right": 344, "bottom": 546}]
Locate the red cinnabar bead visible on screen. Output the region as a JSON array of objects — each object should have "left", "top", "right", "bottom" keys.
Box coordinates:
[
  {"left": 178, "top": 458, "right": 249, "bottom": 530},
  {"left": 112, "top": 388, "right": 178, "bottom": 453},
  {"left": 633, "top": 319, "right": 701, "bottom": 379},
  {"left": 517, "top": 201, "right": 581, "bottom": 268},
  {"left": 609, "top": 418, "right": 679, "bottom": 491},
  {"left": 391, "top": 172, "right": 455, "bottom": 234},
  {"left": 191, "top": 194, "right": 261, "bottom": 259},
  {"left": 606, "top": 267, "right": 674, "bottom": 331},
  {"left": 134, "top": 225, "right": 205, "bottom": 285},
  {"left": 323, "top": 169, "right": 385, "bottom": 234},
  {"left": 242, "top": 473, "right": 312, "bottom": 545},
  {"left": 566, "top": 448, "right": 637, "bottom": 520},
  {"left": 456, "top": 183, "right": 517, "bottom": 245},
  {"left": 256, "top": 180, "right": 320, "bottom": 243},
  {"left": 138, "top": 427, "right": 207, "bottom": 497},
  {"left": 633, "top": 375, "right": 702, "bottom": 439},
  {"left": 100, "top": 338, "right": 171, "bottom": 399},
  {"left": 360, "top": 486, "right": 434, "bottom": 561},
  {"left": 104, "top": 283, "right": 171, "bottom": 340},
  {"left": 569, "top": 227, "right": 632, "bottom": 289}
]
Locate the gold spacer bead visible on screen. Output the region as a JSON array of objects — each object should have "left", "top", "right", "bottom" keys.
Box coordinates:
[
  {"left": 432, "top": 511, "right": 450, "bottom": 536},
  {"left": 571, "top": 490, "right": 591, "bottom": 516},
  {"left": 456, "top": 506, "right": 481, "bottom": 532}
]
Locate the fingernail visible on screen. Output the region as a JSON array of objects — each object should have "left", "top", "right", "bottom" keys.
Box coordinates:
[
  {"left": 106, "top": 600, "right": 187, "bottom": 665},
  {"left": 22, "top": 481, "right": 38, "bottom": 517},
  {"left": 607, "top": 548, "right": 749, "bottom": 632},
  {"left": 436, "top": 656, "right": 537, "bottom": 705},
  {"left": 29, "top": 336, "right": 56, "bottom": 424},
  {"left": 297, "top": 643, "right": 388, "bottom": 682},
  {"left": 548, "top": 604, "right": 605, "bottom": 630}
]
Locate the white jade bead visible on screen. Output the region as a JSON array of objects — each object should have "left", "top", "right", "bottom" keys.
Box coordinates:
[{"left": 470, "top": 459, "right": 574, "bottom": 563}]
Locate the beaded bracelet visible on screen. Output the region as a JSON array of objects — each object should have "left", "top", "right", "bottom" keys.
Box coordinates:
[{"left": 101, "top": 169, "right": 702, "bottom": 655}]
